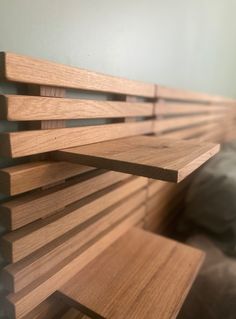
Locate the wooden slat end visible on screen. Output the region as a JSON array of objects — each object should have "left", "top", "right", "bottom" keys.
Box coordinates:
[{"left": 0, "top": 133, "right": 13, "bottom": 158}]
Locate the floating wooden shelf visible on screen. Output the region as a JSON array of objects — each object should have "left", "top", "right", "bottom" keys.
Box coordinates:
[
  {"left": 58, "top": 227, "right": 204, "bottom": 319},
  {"left": 56, "top": 136, "right": 220, "bottom": 182}
]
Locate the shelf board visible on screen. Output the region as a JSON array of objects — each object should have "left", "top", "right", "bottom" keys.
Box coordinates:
[
  {"left": 58, "top": 227, "right": 204, "bottom": 319},
  {"left": 56, "top": 136, "right": 220, "bottom": 182}
]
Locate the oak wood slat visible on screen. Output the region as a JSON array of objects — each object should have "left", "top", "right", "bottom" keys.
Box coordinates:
[
  {"left": 0, "top": 170, "right": 130, "bottom": 231},
  {"left": 3, "top": 188, "right": 146, "bottom": 293},
  {"left": 0, "top": 120, "right": 153, "bottom": 158},
  {"left": 156, "top": 102, "right": 227, "bottom": 115},
  {"left": 21, "top": 295, "right": 68, "bottom": 319},
  {"left": 0, "top": 52, "right": 155, "bottom": 98},
  {"left": 154, "top": 113, "right": 225, "bottom": 133},
  {"left": 0, "top": 95, "right": 154, "bottom": 121},
  {"left": 162, "top": 122, "right": 222, "bottom": 141},
  {"left": 56, "top": 136, "right": 220, "bottom": 182},
  {"left": 0, "top": 161, "right": 93, "bottom": 196},
  {"left": 5, "top": 208, "right": 144, "bottom": 319},
  {"left": 1, "top": 176, "right": 146, "bottom": 262},
  {"left": 157, "top": 85, "right": 236, "bottom": 104},
  {"left": 58, "top": 227, "right": 204, "bottom": 319}
]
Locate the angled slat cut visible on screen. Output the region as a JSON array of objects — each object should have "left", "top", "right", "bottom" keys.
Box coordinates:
[
  {"left": 20, "top": 295, "right": 68, "bottom": 319},
  {"left": 58, "top": 227, "right": 204, "bottom": 319},
  {"left": 0, "top": 161, "right": 93, "bottom": 196},
  {"left": 1, "top": 176, "right": 146, "bottom": 262},
  {"left": 0, "top": 120, "right": 153, "bottom": 158},
  {"left": 0, "top": 170, "right": 130, "bottom": 231},
  {"left": 3, "top": 188, "right": 146, "bottom": 292},
  {"left": 0, "top": 52, "right": 155, "bottom": 97},
  {"left": 56, "top": 136, "right": 220, "bottom": 183},
  {"left": 0, "top": 95, "right": 154, "bottom": 121}
]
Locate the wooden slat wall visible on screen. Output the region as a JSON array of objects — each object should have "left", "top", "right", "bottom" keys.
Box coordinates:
[{"left": 0, "top": 52, "right": 235, "bottom": 319}]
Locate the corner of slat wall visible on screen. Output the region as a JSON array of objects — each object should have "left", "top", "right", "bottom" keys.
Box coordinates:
[
  {"left": 0, "top": 169, "right": 10, "bottom": 196},
  {"left": 0, "top": 133, "right": 13, "bottom": 158},
  {"left": 0, "top": 51, "right": 7, "bottom": 81},
  {"left": 1, "top": 268, "right": 14, "bottom": 292},
  {"left": 4, "top": 296, "right": 16, "bottom": 319},
  {"left": 0, "top": 95, "right": 8, "bottom": 120},
  {"left": 0, "top": 236, "right": 13, "bottom": 263}
]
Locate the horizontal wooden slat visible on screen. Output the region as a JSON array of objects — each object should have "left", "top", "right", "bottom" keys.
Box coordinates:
[
  {"left": 0, "top": 52, "right": 155, "bottom": 97},
  {"left": 3, "top": 188, "right": 146, "bottom": 292},
  {"left": 156, "top": 102, "right": 227, "bottom": 116},
  {"left": 56, "top": 136, "right": 220, "bottom": 182},
  {"left": 5, "top": 208, "right": 144, "bottom": 319},
  {"left": 21, "top": 295, "right": 68, "bottom": 319},
  {"left": 154, "top": 114, "right": 224, "bottom": 133},
  {"left": 58, "top": 227, "right": 204, "bottom": 319},
  {"left": 162, "top": 122, "right": 222, "bottom": 141},
  {"left": 0, "top": 120, "right": 153, "bottom": 158},
  {"left": 0, "top": 170, "right": 130, "bottom": 230},
  {"left": 0, "top": 161, "right": 93, "bottom": 196},
  {"left": 158, "top": 85, "right": 236, "bottom": 104},
  {"left": 0, "top": 95, "right": 154, "bottom": 121},
  {"left": 1, "top": 176, "right": 146, "bottom": 262}
]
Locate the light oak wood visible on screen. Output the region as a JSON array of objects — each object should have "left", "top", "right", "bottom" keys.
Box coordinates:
[
  {"left": 3, "top": 188, "right": 146, "bottom": 292},
  {"left": 5, "top": 209, "right": 144, "bottom": 319},
  {"left": 21, "top": 295, "right": 68, "bottom": 319},
  {"left": 0, "top": 161, "right": 93, "bottom": 196},
  {"left": 0, "top": 120, "right": 153, "bottom": 158},
  {"left": 156, "top": 102, "right": 227, "bottom": 115},
  {"left": 154, "top": 113, "right": 224, "bottom": 133},
  {"left": 58, "top": 227, "right": 204, "bottom": 319},
  {"left": 157, "top": 85, "right": 236, "bottom": 104},
  {"left": 163, "top": 122, "right": 222, "bottom": 141},
  {"left": 1, "top": 176, "right": 146, "bottom": 262},
  {"left": 56, "top": 136, "right": 220, "bottom": 182},
  {"left": 0, "top": 170, "right": 130, "bottom": 230},
  {"left": 1, "top": 95, "right": 154, "bottom": 121},
  {"left": 0, "top": 52, "right": 155, "bottom": 97}
]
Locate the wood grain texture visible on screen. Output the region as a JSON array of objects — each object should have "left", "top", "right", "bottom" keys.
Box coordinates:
[
  {"left": 58, "top": 227, "right": 204, "bottom": 319},
  {"left": 30, "top": 86, "right": 66, "bottom": 130},
  {"left": 1, "top": 176, "right": 146, "bottom": 262},
  {"left": 5, "top": 209, "right": 144, "bottom": 319},
  {"left": 0, "top": 120, "right": 153, "bottom": 158},
  {"left": 0, "top": 161, "right": 93, "bottom": 196},
  {"left": 154, "top": 114, "right": 224, "bottom": 133},
  {"left": 1, "top": 95, "right": 154, "bottom": 121},
  {"left": 3, "top": 188, "right": 146, "bottom": 292},
  {"left": 21, "top": 295, "right": 68, "bottom": 319},
  {"left": 0, "top": 170, "right": 130, "bottom": 230},
  {"left": 0, "top": 52, "right": 155, "bottom": 97},
  {"left": 162, "top": 122, "right": 222, "bottom": 141},
  {"left": 56, "top": 136, "right": 220, "bottom": 182}
]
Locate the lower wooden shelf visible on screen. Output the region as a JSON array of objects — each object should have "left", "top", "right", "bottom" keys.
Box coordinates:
[{"left": 57, "top": 227, "right": 204, "bottom": 319}]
